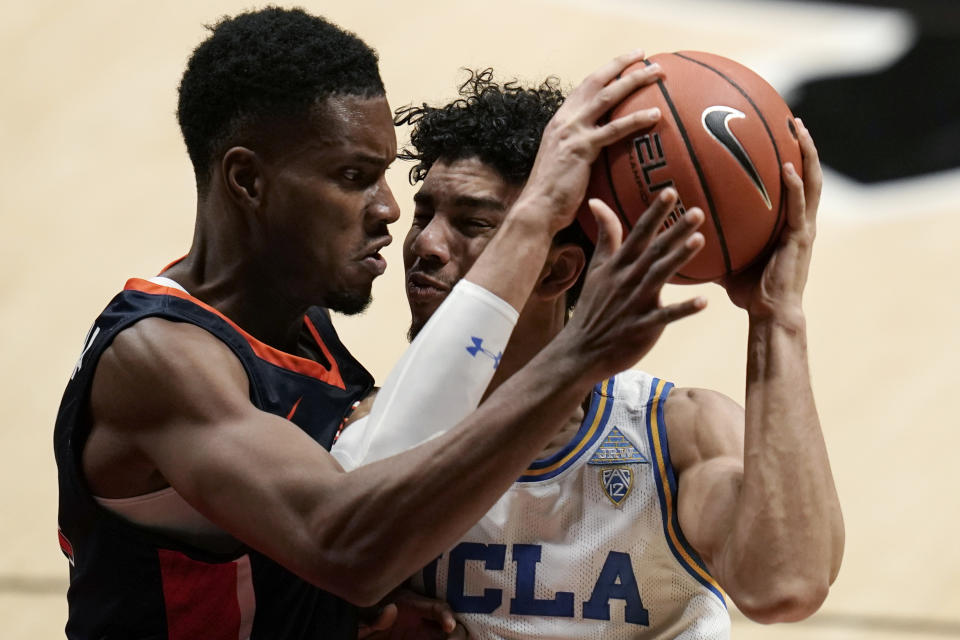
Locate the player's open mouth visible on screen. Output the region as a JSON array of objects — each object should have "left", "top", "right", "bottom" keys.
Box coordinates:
[
  {"left": 361, "top": 252, "right": 387, "bottom": 276},
  {"left": 406, "top": 272, "right": 450, "bottom": 303}
]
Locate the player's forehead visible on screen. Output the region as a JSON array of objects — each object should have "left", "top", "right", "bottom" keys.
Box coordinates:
[
  {"left": 300, "top": 94, "right": 397, "bottom": 164},
  {"left": 414, "top": 156, "right": 521, "bottom": 213}
]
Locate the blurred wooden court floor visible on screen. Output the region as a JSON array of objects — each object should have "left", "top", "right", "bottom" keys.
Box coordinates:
[{"left": 2, "top": 0, "right": 958, "bottom": 637}]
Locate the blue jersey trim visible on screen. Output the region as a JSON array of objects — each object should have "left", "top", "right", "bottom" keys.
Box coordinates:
[
  {"left": 645, "top": 378, "right": 727, "bottom": 608},
  {"left": 517, "top": 377, "right": 615, "bottom": 482}
]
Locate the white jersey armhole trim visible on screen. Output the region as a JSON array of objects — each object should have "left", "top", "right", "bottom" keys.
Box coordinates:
[{"left": 147, "top": 275, "right": 188, "bottom": 293}]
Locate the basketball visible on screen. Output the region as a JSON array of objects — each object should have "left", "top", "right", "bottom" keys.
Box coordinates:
[{"left": 579, "top": 51, "right": 802, "bottom": 283}]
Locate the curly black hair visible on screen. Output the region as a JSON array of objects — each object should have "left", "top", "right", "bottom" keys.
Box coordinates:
[
  {"left": 177, "top": 7, "right": 384, "bottom": 190},
  {"left": 395, "top": 69, "right": 593, "bottom": 311},
  {"left": 394, "top": 69, "right": 563, "bottom": 185}
]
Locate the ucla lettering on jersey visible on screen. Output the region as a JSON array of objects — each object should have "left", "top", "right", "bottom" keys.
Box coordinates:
[{"left": 413, "top": 372, "right": 730, "bottom": 640}]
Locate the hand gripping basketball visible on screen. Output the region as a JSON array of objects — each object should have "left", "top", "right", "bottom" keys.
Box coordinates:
[
  {"left": 721, "top": 119, "right": 822, "bottom": 322},
  {"left": 580, "top": 51, "right": 803, "bottom": 284},
  {"left": 560, "top": 188, "right": 707, "bottom": 382},
  {"left": 519, "top": 49, "right": 665, "bottom": 235}
]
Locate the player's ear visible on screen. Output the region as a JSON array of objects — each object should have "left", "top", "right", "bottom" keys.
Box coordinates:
[
  {"left": 535, "top": 244, "right": 586, "bottom": 301},
  {"left": 221, "top": 146, "right": 265, "bottom": 210}
]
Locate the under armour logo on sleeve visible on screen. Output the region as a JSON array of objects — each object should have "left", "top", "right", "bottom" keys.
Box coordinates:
[{"left": 466, "top": 337, "right": 502, "bottom": 369}]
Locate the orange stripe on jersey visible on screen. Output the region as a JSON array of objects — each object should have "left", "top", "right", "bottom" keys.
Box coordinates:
[
  {"left": 286, "top": 396, "right": 303, "bottom": 421},
  {"left": 124, "top": 278, "right": 346, "bottom": 389},
  {"left": 303, "top": 316, "right": 344, "bottom": 389}
]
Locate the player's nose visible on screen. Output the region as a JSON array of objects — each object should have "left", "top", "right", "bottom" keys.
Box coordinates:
[
  {"left": 410, "top": 217, "right": 451, "bottom": 265},
  {"left": 368, "top": 180, "right": 401, "bottom": 229}
]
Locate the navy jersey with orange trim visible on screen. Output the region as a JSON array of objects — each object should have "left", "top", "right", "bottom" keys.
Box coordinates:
[{"left": 54, "top": 279, "right": 374, "bottom": 640}]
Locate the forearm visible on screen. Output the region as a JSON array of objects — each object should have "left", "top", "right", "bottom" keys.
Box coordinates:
[
  {"left": 334, "top": 280, "right": 520, "bottom": 469},
  {"left": 318, "top": 336, "right": 594, "bottom": 604},
  {"left": 724, "top": 312, "right": 843, "bottom": 618}
]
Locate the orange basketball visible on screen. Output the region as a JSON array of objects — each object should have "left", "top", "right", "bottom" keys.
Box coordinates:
[{"left": 579, "top": 51, "right": 802, "bottom": 283}]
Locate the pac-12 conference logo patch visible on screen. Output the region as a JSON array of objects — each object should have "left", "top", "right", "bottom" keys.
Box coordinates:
[
  {"left": 600, "top": 467, "right": 633, "bottom": 505},
  {"left": 588, "top": 427, "right": 646, "bottom": 506}
]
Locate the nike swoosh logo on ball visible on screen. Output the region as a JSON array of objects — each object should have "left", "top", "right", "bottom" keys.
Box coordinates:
[{"left": 701, "top": 106, "right": 772, "bottom": 209}]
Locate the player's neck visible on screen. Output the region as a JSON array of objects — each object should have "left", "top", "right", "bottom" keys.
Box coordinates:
[
  {"left": 484, "top": 299, "right": 564, "bottom": 397},
  {"left": 484, "top": 298, "right": 588, "bottom": 457},
  {"left": 538, "top": 402, "right": 588, "bottom": 459},
  {"left": 163, "top": 200, "right": 308, "bottom": 353}
]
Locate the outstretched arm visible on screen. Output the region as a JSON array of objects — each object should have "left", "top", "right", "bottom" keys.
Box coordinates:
[{"left": 669, "top": 120, "right": 843, "bottom": 623}]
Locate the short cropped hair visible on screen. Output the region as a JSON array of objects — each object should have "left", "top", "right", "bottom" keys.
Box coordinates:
[
  {"left": 177, "top": 7, "right": 384, "bottom": 190},
  {"left": 394, "top": 69, "right": 593, "bottom": 310}
]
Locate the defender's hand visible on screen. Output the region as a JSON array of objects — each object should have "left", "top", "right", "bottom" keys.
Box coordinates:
[
  {"left": 560, "top": 189, "right": 707, "bottom": 381},
  {"left": 358, "top": 589, "right": 467, "bottom": 640},
  {"left": 519, "top": 49, "right": 664, "bottom": 234},
  {"left": 722, "top": 119, "right": 822, "bottom": 322}
]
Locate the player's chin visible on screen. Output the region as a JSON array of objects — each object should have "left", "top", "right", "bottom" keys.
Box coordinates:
[
  {"left": 406, "top": 321, "right": 422, "bottom": 343},
  {"left": 405, "top": 304, "right": 436, "bottom": 342},
  {"left": 325, "top": 284, "right": 373, "bottom": 316}
]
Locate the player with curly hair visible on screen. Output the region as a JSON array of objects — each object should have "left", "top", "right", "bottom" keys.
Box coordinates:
[
  {"left": 335, "top": 70, "right": 842, "bottom": 638},
  {"left": 394, "top": 69, "right": 592, "bottom": 325},
  {"left": 53, "top": 8, "right": 708, "bottom": 639}
]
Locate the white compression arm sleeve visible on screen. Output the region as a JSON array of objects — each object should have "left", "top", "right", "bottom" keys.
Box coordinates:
[{"left": 331, "top": 279, "right": 518, "bottom": 471}]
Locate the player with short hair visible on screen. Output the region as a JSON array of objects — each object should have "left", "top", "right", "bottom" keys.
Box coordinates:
[
  {"left": 53, "top": 8, "right": 707, "bottom": 639},
  {"left": 334, "top": 70, "right": 843, "bottom": 638}
]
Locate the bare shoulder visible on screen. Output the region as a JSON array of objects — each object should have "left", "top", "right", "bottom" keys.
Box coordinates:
[
  {"left": 85, "top": 318, "right": 253, "bottom": 496},
  {"left": 663, "top": 387, "right": 744, "bottom": 471},
  {"left": 91, "top": 317, "right": 249, "bottom": 431}
]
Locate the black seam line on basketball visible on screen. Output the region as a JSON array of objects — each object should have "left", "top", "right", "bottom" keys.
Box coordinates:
[
  {"left": 676, "top": 52, "right": 786, "bottom": 262},
  {"left": 595, "top": 65, "right": 636, "bottom": 232},
  {"left": 648, "top": 57, "right": 695, "bottom": 281},
  {"left": 670, "top": 272, "right": 708, "bottom": 282},
  {"left": 653, "top": 73, "right": 732, "bottom": 274},
  {"left": 601, "top": 145, "right": 633, "bottom": 231}
]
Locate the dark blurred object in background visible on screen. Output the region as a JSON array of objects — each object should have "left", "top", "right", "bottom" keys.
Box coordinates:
[{"left": 787, "top": 0, "right": 960, "bottom": 183}]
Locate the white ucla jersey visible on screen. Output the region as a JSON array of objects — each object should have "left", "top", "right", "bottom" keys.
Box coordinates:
[{"left": 410, "top": 370, "right": 730, "bottom": 639}]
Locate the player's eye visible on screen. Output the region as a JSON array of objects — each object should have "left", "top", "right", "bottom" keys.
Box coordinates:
[
  {"left": 461, "top": 217, "right": 496, "bottom": 234},
  {"left": 341, "top": 167, "right": 382, "bottom": 188},
  {"left": 411, "top": 210, "right": 432, "bottom": 227}
]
